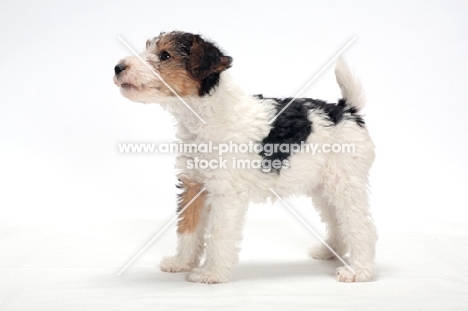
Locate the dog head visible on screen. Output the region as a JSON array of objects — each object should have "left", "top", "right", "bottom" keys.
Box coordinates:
[{"left": 113, "top": 31, "right": 232, "bottom": 103}]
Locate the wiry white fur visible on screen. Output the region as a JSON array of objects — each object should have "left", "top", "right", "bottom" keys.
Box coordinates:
[
  {"left": 160, "top": 206, "right": 207, "bottom": 273},
  {"left": 115, "top": 49, "right": 377, "bottom": 283},
  {"left": 335, "top": 57, "right": 366, "bottom": 111}
]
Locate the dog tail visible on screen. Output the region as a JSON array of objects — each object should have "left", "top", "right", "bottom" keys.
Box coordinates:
[{"left": 335, "top": 57, "right": 365, "bottom": 112}]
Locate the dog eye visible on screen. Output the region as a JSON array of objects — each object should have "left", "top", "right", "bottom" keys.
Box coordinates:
[{"left": 160, "top": 51, "right": 171, "bottom": 61}]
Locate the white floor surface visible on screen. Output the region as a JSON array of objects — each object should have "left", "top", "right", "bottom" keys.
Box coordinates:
[{"left": 0, "top": 220, "right": 467, "bottom": 310}]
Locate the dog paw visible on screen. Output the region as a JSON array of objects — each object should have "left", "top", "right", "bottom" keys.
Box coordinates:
[
  {"left": 336, "top": 266, "right": 375, "bottom": 282},
  {"left": 188, "top": 268, "right": 231, "bottom": 284},
  {"left": 308, "top": 245, "right": 336, "bottom": 260},
  {"left": 160, "top": 256, "right": 196, "bottom": 273}
]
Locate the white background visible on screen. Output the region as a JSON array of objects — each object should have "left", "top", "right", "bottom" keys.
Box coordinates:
[
  {"left": 1, "top": 1, "right": 468, "bottom": 310},
  {"left": 1, "top": 0, "right": 468, "bottom": 224}
]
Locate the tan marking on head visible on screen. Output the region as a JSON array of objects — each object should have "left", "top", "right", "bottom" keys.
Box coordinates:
[
  {"left": 114, "top": 31, "right": 233, "bottom": 101},
  {"left": 187, "top": 36, "right": 232, "bottom": 80},
  {"left": 148, "top": 33, "right": 201, "bottom": 97},
  {"left": 176, "top": 178, "right": 205, "bottom": 234}
]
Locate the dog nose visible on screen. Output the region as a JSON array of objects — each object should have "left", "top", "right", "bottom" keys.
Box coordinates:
[{"left": 114, "top": 64, "right": 126, "bottom": 75}]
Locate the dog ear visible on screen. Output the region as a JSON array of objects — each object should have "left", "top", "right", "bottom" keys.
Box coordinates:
[{"left": 188, "top": 35, "right": 232, "bottom": 80}]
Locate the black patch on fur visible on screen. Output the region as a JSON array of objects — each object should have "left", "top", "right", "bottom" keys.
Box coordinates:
[
  {"left": 185, "top": 34, "right": 232, "bottom": 96},
  {"left": 167, "top": 32, "right": 193, "bottom": 56},
  {"left": 259, "top": 98, "right": 312, "bottom": 173},
  {"left": 159, "top": 31, "right": 232, "bottom": 96},
  {"left": 258, "top": 96, "right": 365, "bottom": 173},
  {"left": 199, "top": 73, "right": 221, "bottom": 96},
  {"left": 340, "top": 100, "right": 365, "bottom": 127}
]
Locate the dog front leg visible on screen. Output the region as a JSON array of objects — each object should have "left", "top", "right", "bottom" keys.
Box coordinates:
[
  {"left": 188, "top": 189, "right": 248, "bottom": 284},
  {"left": 160, "top": 178, "right": 207, "bottom": 273}
]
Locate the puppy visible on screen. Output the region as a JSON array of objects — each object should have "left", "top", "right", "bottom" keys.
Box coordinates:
[{"left": 114, "top": 31, "right": 377, "bottom": 283}]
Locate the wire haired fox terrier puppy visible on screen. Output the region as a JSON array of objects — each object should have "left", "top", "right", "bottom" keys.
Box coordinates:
[{"left": 113, "top": 31, "right": 377, "bottom": 283}]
